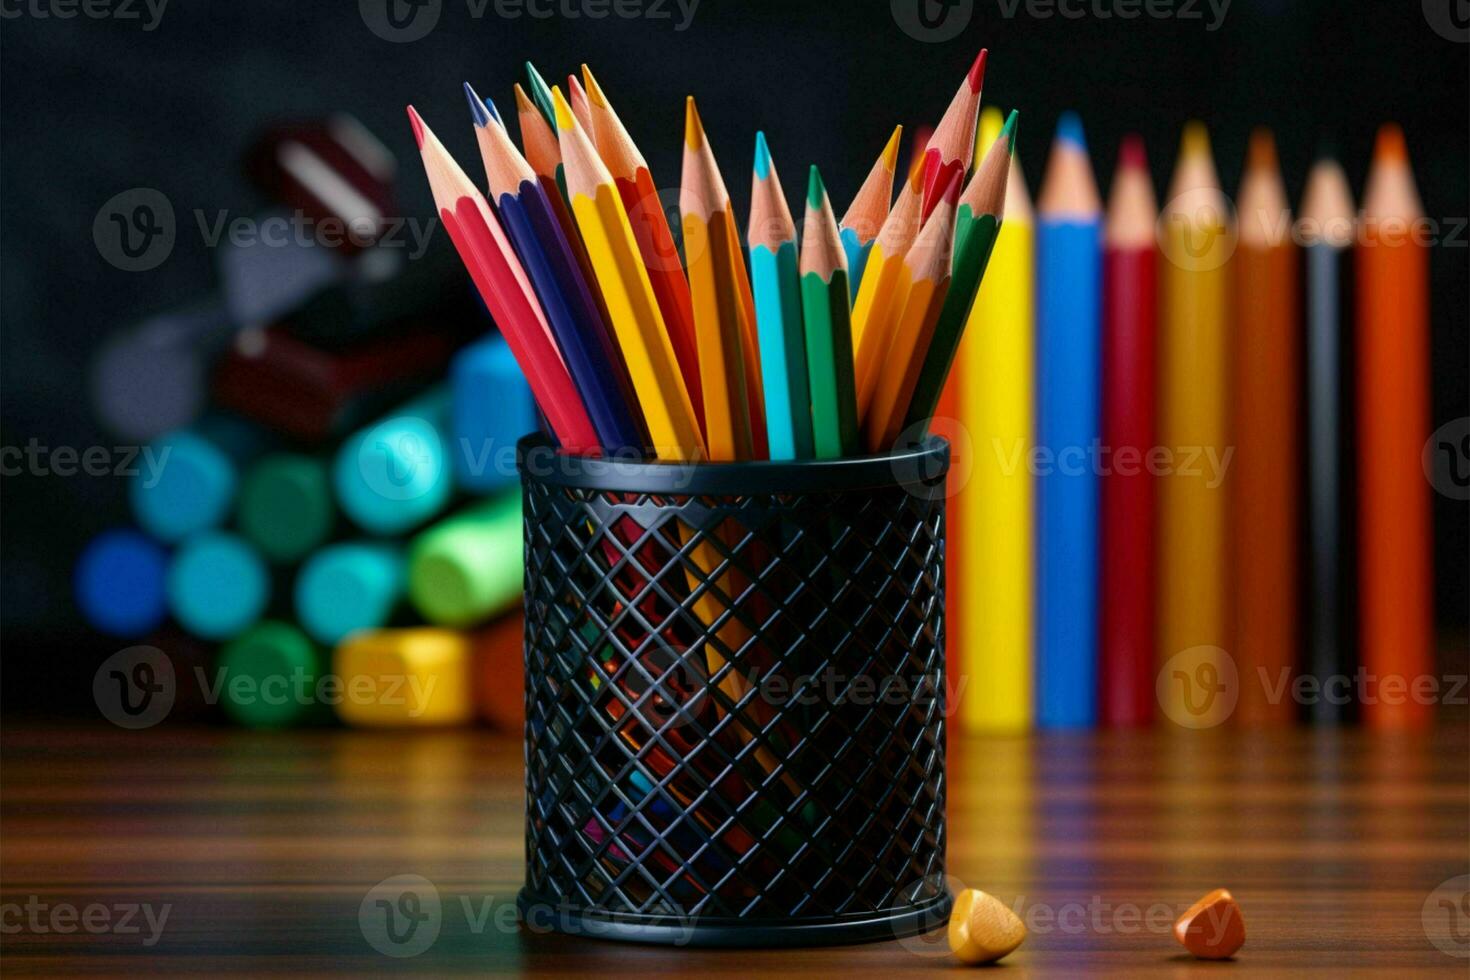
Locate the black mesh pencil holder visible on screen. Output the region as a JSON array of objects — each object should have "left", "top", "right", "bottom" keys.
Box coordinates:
[{"left": 515, "top": 434, "right": 952, "bottom": 947}]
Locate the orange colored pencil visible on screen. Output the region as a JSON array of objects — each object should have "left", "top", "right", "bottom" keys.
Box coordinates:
[
  {"left": 1231, "top": 129, "right": 1299, "bottom": 726},
  {"left": 1357, "top": 124, "right": 1433, "bottom": 730}
]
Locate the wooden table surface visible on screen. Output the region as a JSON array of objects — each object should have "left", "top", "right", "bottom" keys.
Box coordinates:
[{"left": 2, "top": 722, "right": 1467, "bottom": 976}]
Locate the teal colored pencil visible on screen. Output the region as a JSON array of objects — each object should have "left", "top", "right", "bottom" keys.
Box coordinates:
[
  {"left": 839, "top": 125, "right": 902, "bottom": 302},
  {"left": 749, "top": 133, "right": 814, "bottom": 460},
  {"left": 801, "top": 167, "right": 859, "bottom": 459}
]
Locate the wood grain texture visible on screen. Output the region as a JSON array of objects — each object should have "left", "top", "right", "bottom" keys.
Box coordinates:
[{"left": 2, "top": 723, "right": 1467, "bottom": 975}]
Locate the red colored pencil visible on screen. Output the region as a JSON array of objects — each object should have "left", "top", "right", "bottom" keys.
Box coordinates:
[
  {"left": 407, "top": 105, "right": 600, "bottom": 454},
  {"left": 1099, "top": 135, "right": 1157, "bottom": 727}
]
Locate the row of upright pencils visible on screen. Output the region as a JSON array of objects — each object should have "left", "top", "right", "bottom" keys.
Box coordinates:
[
  {"left": 408, "top": 51, "right": 1012, "bottom": 468},
  {"left": 951, "top": 113, "right": 1434, "bottom": 732}
]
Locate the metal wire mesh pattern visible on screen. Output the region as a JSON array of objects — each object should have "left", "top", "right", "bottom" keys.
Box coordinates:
[{"left": 517, "top": 437, "right": 951, "bottom": 946}]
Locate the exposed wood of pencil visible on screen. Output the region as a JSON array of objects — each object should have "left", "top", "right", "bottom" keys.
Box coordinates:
[
  {"left": 1357, "top": 123, "right": 1432, "bottom": 730},
  {"left": 841, "top": 124, "right": 903, "bottom": 246},
  {"left": 408, "top": 105, "right": 599, "bottom": 454},
  {"left": 554, "top": 90, "right": 703, "bottom": 460},
  {"left": 918, "top": 48, "right": 986, "bottom": 220},
  {"left": 580, "top": 65, "right": 705, "bottom": 435},
  {"left": 903, "top": 110, "right": 1015, "bottom": 429},
  {"left": 1231, "top": 128, "right": 1300, "bottom": 726},
  {"left": 682, "top": 98, "right": 755, "bottom": 461},
  {"left": 851, "top": 166, "right": 925, "bottom": 416},
  {"left": 863, "top": 176, "right": 959, "bottom": 451},
  {"left": 801, "top": 166, "right": 859, "bottom": 458}
]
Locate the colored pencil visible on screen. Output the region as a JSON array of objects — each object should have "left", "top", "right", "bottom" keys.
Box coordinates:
[
  {"left": 566, "top": 73, "right": 595, "bottom": 136},
  {"left": 522, "top": 61, "right": 558, "bottom": 130},
  {"left": 839, "top": 125, "right": 902, "bottom": 302},
  {"left": 904, "top": 109, "right": 1017, "bottom": 431},
  {"left": 552, "top": 89, "right": 704, "bottom": 460},
  {"left": 1298, "top": 153, "right": 1358, "bottom": 724},
  {"left": 955, "top": 106, "right": 1033, "bottom": 732},
  {"left": 465, "top": 82, "right": 645, "bottom": 452},
  {"left": 681, "top": 98, "right": 756, "bottom": 460},
  {"left": 917, "top": 49, "right": 986, "bottom": 221},
  {"left": 406, "top": 106, "right": 600, "bottom": 454},
  {"left": 1034, "top": 112, "right": 1102, "bottom": 728},
  {"left": 801, "top": 166, "right": 859, "bottom": 459},
  {"left": 864, "top": 171, "right": 960, "bottom": 452},
  {"left": 1099, "top": 134, "right": 1158, "bottom": 728},
  {"left": 851, "top": 165, "right": 924, "bottom": 418},
  {"left": 580, "top": 65, "right": 704, "bottom": 433},
  {"left": 1357, "top": 123, "right": 1432, "bottom": 730},
  {"left": 1156, "top": 122, "right": 1233, "bottom": 728},
  {"left": 1231, "top": 128, "right": 1299, "bottom": 726},
  {"left": 749, "top": 132, "right": 814, "bottom": 460}
]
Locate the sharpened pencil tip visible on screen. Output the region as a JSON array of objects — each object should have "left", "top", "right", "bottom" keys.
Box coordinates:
[
  {"left": 1180, "top": 120, "right": 1211, "bottom": 159},
  {"left": 881, "top": 125, "right": 903, "bottom": 173},
  {"left": 406, "top": 105, "right": 425, "bottom": 149},
  {"left": 968, "top": 48, "right": 988, "bottom": 93},
  {"left": 1374, "top": 123, "right": 1407, "bottom": 164},
  {"left": 550, "top": 87, "right": 576, "bottom": 132},
  {"left": 1247, "top": 127, "right": 1278, "bottom": 171},
  {"left": 513, "top": 83, "right": 535, "bottom": 114},
  {"left": 1001, "top": 109, "right": 1020, "bottom": 156},
  {"left": 807, "top": 165, "right": 826, "bottom": 210},
  {"left": 684, "top": 96, "right": 703, "bottom": 150},
  {"left": 464, "top": 82, "right": 495, "bottom": 128},
  {"left": 1056, "top": 111, "right": 1086, "bottom": 150},
  {"left": 580, "top": 64, "right": 608, "bottom": 108},
  {"left": 1119, "top": 133, "right": 1147, "bottom": 170},
  {"left": 754, "top": 131, "right": 772, "bottom": 180}
]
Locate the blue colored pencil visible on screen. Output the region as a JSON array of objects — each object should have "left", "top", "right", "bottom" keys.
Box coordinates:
[
  {"left": 748, "top": 132, "right": 813, "bottom": 460},
  {"left": 1034, "top": 113, "right": 1103, "bottom": 728},
  {"left": 466, "top": 83, "right": 645, "bottom": 452}
]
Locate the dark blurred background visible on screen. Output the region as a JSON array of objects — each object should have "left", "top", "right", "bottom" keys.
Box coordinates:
[{"left": 2, "top": 0, "right": 1465, "bottom": 710}]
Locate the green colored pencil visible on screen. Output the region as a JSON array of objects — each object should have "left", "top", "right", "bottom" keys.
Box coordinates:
[
  {"left": 904, "top": 109, "right": 1018, "bottom": 430},
  {"left": 800, "top": 166, "right": 859, "bottom": 459}
]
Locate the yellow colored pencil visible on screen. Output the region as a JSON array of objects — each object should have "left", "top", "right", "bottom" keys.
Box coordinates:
[
  {"left": 1156, "top": 122, "right": 1234, "bottom": 728},
  {"left": 552, "top": 88, "right": 703, "bottom": 461},
  {"left": 956, "top": 106, "right": 1034, "bottom": 731}
]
